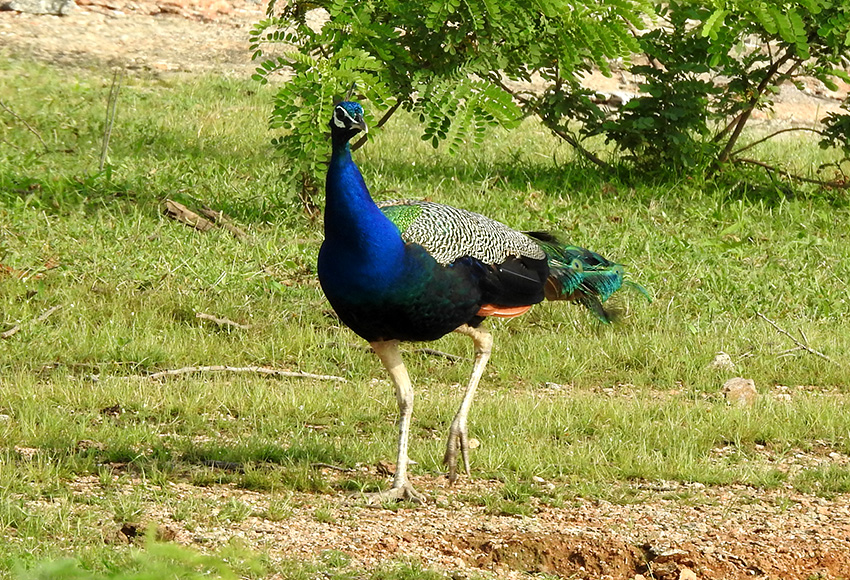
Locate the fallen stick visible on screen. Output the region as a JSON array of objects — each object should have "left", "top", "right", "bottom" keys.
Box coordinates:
[
  {"left": 196, "top": 312, "right": 250, "bottom": 330},
  {"left": 163, "top": 200, "right": 215, "bottom": 232},
  {"left": 413, "top": 347, "right": 465, "bottom": 361},
  {"left": 310, "top": 462, "right": 355, "bottom": 472},
  {"left": 1, "top": 304, "right": 62, "bottom": 340},
  {"left": 756, "top": 311, "right": 839, "bottom": 366},
  {"left": 0, "top": 325, "right": 20, "bottom": 339},
  {"left": 149, "top": 365, "right": 347, "bottom": 382},
  {"left": 198, "top": 207, "right": 248, "bottom": 241},
  {"left": 36, "top": 304, "right": 63, "bottom": 323}
]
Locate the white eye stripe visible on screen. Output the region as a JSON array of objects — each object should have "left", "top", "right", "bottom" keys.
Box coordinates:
[{"left": 334, "top": 107, "right": 354, "bottom": 128}]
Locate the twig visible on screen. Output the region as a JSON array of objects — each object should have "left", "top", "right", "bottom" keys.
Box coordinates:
[
  {"left": 36, "top": 304, "right": 63, "bottom": 323},
  {"left": 310, "top": 462, "right": 355, "bottom": 472},
  {"left": 756, "top": 311, "right": 839, "bottom": 366},
  {"left": 0, "top": 98, "right": 48, "bottom": 151},
  {"left": 148, "top": 365, "right": 348, "bottom": 382},
  {"left": 0, "top": 325, "right": 20, "bottom": 339},
  {"left": 413, "top": 347, "right": 465, "bottom": 362},
  {"left": 486, "top": 73, "right": 610, "bottom": 170},
  {"left": 99, "top": 69, "right": 123, "bottom": 172},
  {"left": 1, "top": 304, "right": 63, "bottom": 339},
  {"left": 163, "top": 200, "right": 216, "bottom": 232},
  {"left": 197, "top": 207, "right": 248, "bottom": 240},
  {"left": 731, "top": 127, "right": 825, "bottom": 157},
  {"left": 734, "top": 157, "right": 850, "bottom": 188},
  {"left": 351, "top": 100, "right": 402, "bottom": 152},
  {"left": 196, "top": 312, "right": 251, "bottom": 330}
]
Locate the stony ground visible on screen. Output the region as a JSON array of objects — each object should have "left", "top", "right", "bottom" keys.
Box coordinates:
[{"left": 3, "top": 3, "right": 850, "bottom": 578}]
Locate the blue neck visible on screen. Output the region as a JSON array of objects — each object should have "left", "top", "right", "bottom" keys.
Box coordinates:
[{"left": 323, "top": 141, "right": 405, "bottom": 272}]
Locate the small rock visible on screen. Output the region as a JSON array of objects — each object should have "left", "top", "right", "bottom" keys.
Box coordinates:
[
  {"left": 722, "top": 377, "right": 758, "bottom": 407},
  {"left": 0, "top": 0, "right": 74, "bottom": 14},
  {"left": 679, "top": 568, "right": 698, "bottom": 580},
  {"left": 707, "top": 351, "right": 735, "bottom": 372},
  {"left": 468, "top": 437, "right": 480, "bottom": 450},
  {"left": 0, "top": 414, "right": 11, "bottom": 422}
]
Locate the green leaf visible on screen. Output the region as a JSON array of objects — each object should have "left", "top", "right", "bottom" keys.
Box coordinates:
[{"left": 702, "top": 9, "right": 729, "bottom": 39}]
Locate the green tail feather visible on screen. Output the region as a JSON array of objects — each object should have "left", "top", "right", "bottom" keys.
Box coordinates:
[{"left": 525, "top": 231, "right": 650, "bottom": 324}]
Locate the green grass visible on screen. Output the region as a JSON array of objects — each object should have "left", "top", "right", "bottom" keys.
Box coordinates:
[{"left": 2, "top": 53, "right": 850, "bottom": 578}]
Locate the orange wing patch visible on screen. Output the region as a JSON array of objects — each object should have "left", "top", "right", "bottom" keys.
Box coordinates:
[{"left": 476, "top": 304, "right": 533, "bottom": 318}]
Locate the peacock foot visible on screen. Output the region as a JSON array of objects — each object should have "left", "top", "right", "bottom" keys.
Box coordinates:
[
  {"left": 443, "top": 425, "right": 471, "bottom": 485},
  {"left": 363, "top": 483, "right": 427, "bottom": 505}
]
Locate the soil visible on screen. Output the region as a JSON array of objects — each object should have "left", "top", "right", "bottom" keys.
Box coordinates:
[{"left": 3, "top": 3, "right": 850, "bottom": 578}]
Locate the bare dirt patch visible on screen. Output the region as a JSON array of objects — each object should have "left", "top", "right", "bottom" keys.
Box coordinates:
[
  {"left": 57, "top": 471, "right": 850, "bottom": 580},
  {"left": 4, "top": 4, "right": 850, "bottom": 578}
]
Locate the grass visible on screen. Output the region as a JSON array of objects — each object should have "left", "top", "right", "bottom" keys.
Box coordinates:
[{"left": 2, "top": 52, "right": 850, "bottom": 577}]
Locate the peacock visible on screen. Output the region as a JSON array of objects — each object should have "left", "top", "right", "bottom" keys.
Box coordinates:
[{"left": 318, "top": 101, "right": 648, "bottom": 503}]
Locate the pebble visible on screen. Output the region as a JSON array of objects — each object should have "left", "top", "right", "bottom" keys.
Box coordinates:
[
  {"left": 707, "top": 351, "right": 735, "bottom": 372},
  {"left": 722, "top": 377, "right": 758, "bottom": 406}
]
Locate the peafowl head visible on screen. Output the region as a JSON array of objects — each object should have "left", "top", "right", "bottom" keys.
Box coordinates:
[{"left": 330, "top": 101, "right": 368, "bottom": 145}]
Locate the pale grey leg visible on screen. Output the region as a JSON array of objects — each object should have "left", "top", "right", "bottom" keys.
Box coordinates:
[
  {"left": 444, "top": 324, "right": 493, "bottom": 484},
  {"left": 368, "top": 340, "right": 426, "bottom": 504}
]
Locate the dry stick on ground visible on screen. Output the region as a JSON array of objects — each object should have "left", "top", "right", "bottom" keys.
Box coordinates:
[
  {"left": 197, "top": 207, "right": 248, "bottom": 240},
  {"left": 99, "top": 68, "right": 123, "bottom": 171},
  {"left": 195, "top": 312, "right": 250, "bottom": 330},
  {"left": 163, "top": 200, "right": 215, "bottom": 232},
  {"left": 1, "top": 304, "right": 63, "bottom": 339},
  {"left": 0, "top": 98, "right": 48, "bottom": 151},
  {"left": 413, "top": 347, "right": 464, "bottom": 362},
  {"left": 310, "top": 462, "right": 356, "bottom": 472},
  {"left": 0, "top": 325, "right": 20, "bottom": 339},
  {"left": 148, "top": 365, "right": 347, "bottom": 382},
  {"left": 756, "top": 311, "right": 839, "bottom": 366}
]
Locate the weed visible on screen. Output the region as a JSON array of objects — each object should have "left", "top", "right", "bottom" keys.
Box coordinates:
[
  {"left": 215, "top": 498, "right": 252, "bottom": 524},
  {"left": 312, "top": 504, "right": 336, "bottom": 524}
]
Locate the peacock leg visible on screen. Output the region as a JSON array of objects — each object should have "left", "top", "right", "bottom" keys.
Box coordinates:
[
  {"left": 444, "top": 324, "right": 493, "bottom": 484},
  {"left": 367, "top": 340, "right": 426, "bottom": 504}
]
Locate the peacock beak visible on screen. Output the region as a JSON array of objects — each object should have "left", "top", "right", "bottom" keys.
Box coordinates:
[{"left": 354, "top": 116, "right": 368, "bottom": 134}]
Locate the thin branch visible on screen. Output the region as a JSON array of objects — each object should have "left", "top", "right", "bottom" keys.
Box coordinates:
[
  {"left": 163, "top": 199, "right": 216, "bottom": 232},
  {"left": 413, "top": 347, "right": 465, "bottom": 362},
  {"left": 716, "top": 52, "right": 801, "bottom": 164},
  {"left": 36, "top": 305, "right": 63, "bottom": 323},
  {"left": 351, "top": 100, "right": 402, "bottom": 151},
  {"left": 0, "top": 98, "right": 48, "bottom": 151},
  {"left": 197, "top": 207, "right": 249, "bottom": 241},
  {"left": 734, "top": 157, "right": 850, "bottom": 188},
  {"left": 148, "top": 365, "right": 348, "bottom": 382},
  {"left": 0, "top": 325, "right": 20, "bottom": 339},
  {"left": 2, "top": 304, "right": 63, "bottom": 340},
  {"left": 99, "top": 69, "right": 123, "bottom": 172},
  {"left": 731, "top": 127, "right": 825, "bottom": 157},
  {"left": 310, "top": 462, "right": 355, "bottom": 472},
  {"left": 195, "top": 312, "right": 251, "bottom": 330},
  {"left": 488, "top": 73, "right": 610, "bottom": 169},
  {"left": 756, "top": 311, "right": 839, "bottom": 366}
]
